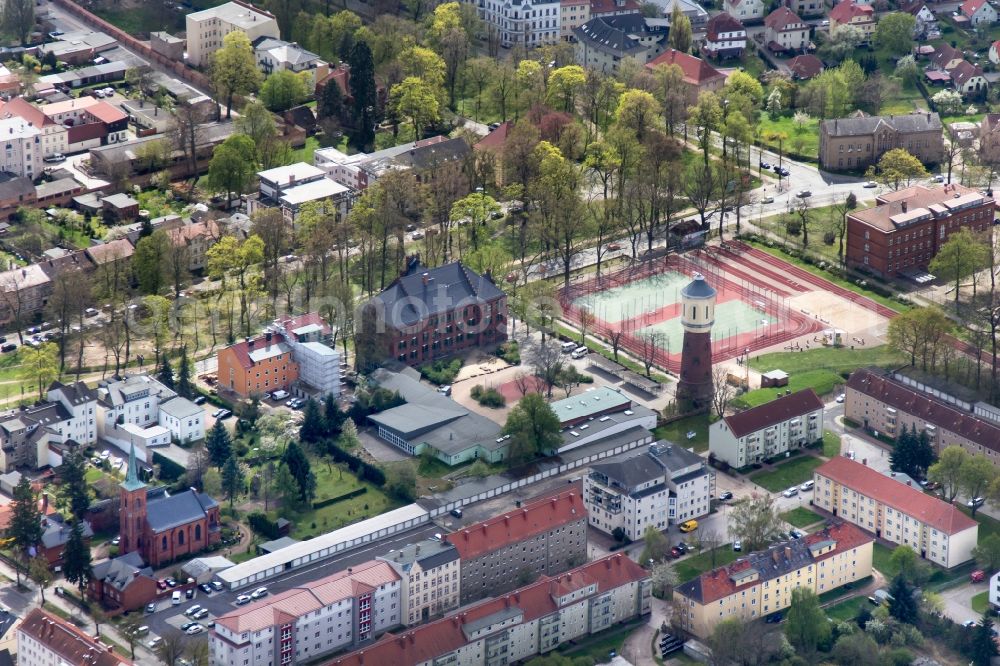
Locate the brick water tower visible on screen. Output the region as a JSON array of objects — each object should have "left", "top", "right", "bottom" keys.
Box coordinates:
[{"left": 676, "top": 273, "right": 716, "bottom": 412}]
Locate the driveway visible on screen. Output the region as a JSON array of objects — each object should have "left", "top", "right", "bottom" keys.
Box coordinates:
[{"left": 940, "top": 581, "right": 985, "bottom": 625}]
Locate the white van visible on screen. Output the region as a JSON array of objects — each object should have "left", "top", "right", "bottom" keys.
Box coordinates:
[
  {"left": 171, "top": 591, "right": 181, "bottom": 605},
  {"left": 560, "top": 341, "right": 577, "bottom": 354},
  {"left": 571, "top": 347, "right": 589, "bottom": 359},
  {"left": 270, "top": 390, "right": 289, "bottom": 401}
]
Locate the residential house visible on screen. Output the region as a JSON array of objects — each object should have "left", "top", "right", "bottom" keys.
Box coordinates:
[
  {"left": 574, "top": 14, "right": 669, "bottom": 72},
  {"left": 209, "top": 560, "right": 401, "bottom": 666},
  {"left": 932, "top": 44, "right": 965, "bottom": 71},
  {"left": 813, "top": 457, "right": 978, "bottom": 568},
  {"left": 16, "top": 609, "right": 131, "bottom": 666},
  {"left": 473, "top": 0, "right": 562, "bottom": 48},
  {"left": 788, "top": 54, "right": 824, "bottom": 79},
  {"left": 845, "top": 184, "right": 993, "bottom": 277},
  {"left": 763, "top": 7, "right": 809, "bottom": 53},
  {"left": 474, "top": 120, "right": 514, "bottom": 187},
  {"left": 652, "top": 0, "right": 708, "bottom": 26},
  {"left": 0, "top": 381, "right": 98, "bottom": 472},
  {"left": 314, "top": 135, "right": 470, "bottom": 191},
  {"left": 358, "top": 259, "right": 508, "bottom": 369},
  {"left": 453, "top": 489, "right": 588, "bottom": 604},
  {"left": 644, "top": 48, "right": 727, "bottom": 104},
  {"left": 185, "top": 1, "right": 280, "bottom": 68},
  {"left": 951, "top": 60, "right": 988, "bottom": 97},
  {"left": 818, "top": 111, "right": 943, "bottom": 171},
  {"left": 102, "top": 193, "right": 140, "bottom": 220},
  {"left": 828, "top": 1, "right": 876, "bottom": 43},
  {"left": 709, "top": 389, "right": 825, "bottom": 468},
  {"left": 702, "top": 12, "right": 746, "bottom": 59},
  {"left": 0, "top": 263, "right": 51, "bottom": 327},
  {"left": 787, "top": 0, "right": 824, "bottom": 18},
  {"left": 267, "top": 312, "right": 341, "bottom": 399},
  {"left": 38, "top": 31, "right": 117, "bottom": 65},
  {"left": 589, "top": 0, "right": 641, "bottom": 17},
  {"left": 584, "top": 441, "right": 712, "bottom": 540},
  {"left": 86, "top": 550, "right": 159, "bottom": 612},
  {"left": 40, "top": 512, "right": 94, "bottom": 567},
  {"left": 673, "top": 522, "right": 873, "bottom": 638},
  {"left": 366, "top": 367, "right": 504, "bottom": 465},
  {"left": 0, "top": 118, "right": 41, "bottom": 179},
  {"left": 166, "top": 220, "right": 222, "bottom": 272},
  {"left": 253, "top": 37, "right": 329, "bottom": 89},
  {"left": 723, "top": 0, "right": 764, "bottom": 22},
  {"left": 319, "top": 554, "right": 651, "bottom": 666},
  {"left": 846, "top": 366, "right": 1000, "bottom": 465},
  {"left": 217, "top": 331, "right": 299, "bottom": 398},
  {"left": 97, "top": 374, "right": 204, "bottom": 455},
  {"left": 961, "top": 0, "right": 997, "bottom": 25},
  {"left": 561, "top": 0, "right": 591, "bottom": 39},
  {"left": 378, "top": 537, "right": 461, "bottom": 625},
  {"left": 900, "top": 0, "right": 939, "bottom": 38}
]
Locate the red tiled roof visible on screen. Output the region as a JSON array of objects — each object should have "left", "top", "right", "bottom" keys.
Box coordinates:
[
  {"left": 962, "top": 0, "right": 989, "bottom": 18},
  {"left": 322, "top": 554, "right": 648, "bottom": 666},
  {"left": 848, "top": 367, "right": 1000, "bottom": 455},
  {"left": 722, "top": 389, "right": 823, "bottom": 438},
  {"left": 677, "top": 522, "right": 872, "bottom": 605},
  {"left": 829, "top": 0, "right": 874, "bottom": 23},
  {"left": 223, "top": 332, "right": 291, "bottom": 370},
  {"left": 815, "top": 456, "right": 978, "bottom": 535},
  {"left": 274, "top": 311, "right": 332, "bottom": 336},
  {"left": 475, "top": 120, "right": 514, "bottom": 152},
  {"left": 951, "top": 59, "right": 984, "bottom": 85},
  {"left": 644, "top": 49, "right": 726, "bottom": 85},
  {"left": 706, "top": 12, "right": 745, "bottom": 40},
  {"left": 214, "top": 560, "right": 399, "bottom": 634},
  {"left": 448, "top": 489, "right": 586, "bottom": 561},
  {"left": 87, "top": 101, "right": 128, "bottom": 125},
  {"left": 765, "top": 6, "right": 805, "bottom": 30},
  {"left": 18, "top": 608, "right": 132, "bottom": 666},
  {"left": 590, "top": 0, "right": 640, "bottom": 14},
  {"left": 788, "top": 54, "right": 824, "bottom": 79},
  {"left": 167, "top": 220, "right": 221, "bottom": 245},
  {"left": 0, "top": 97, "right": 52, "bottom": 127}
]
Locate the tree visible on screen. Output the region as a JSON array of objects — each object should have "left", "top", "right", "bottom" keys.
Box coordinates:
[
  {"left": 120, "top": 616, "right": 146, "bottom": 660},
  {"left": 349, "top": 41, "right": 378, "bottom": 150},
  {"left": 973, "top": 533, "right": 1000, "bottom": 572},
  {"left": 970, "top": 611, "right": 1000, "bottom": 666},
  {"left": 206, "top": 421, "right": 233, "bottom": 469},
  {"left": 820, "top": 24, "right": 864, "bottom": 64},
  {"left": 548, "top": 65, "right": 587, "bottom": 112},
  {"left": 785, "top": 587, "right": 831, "bottom": 653},
  {"left": 668, "top": 3, "right": 692, "bottom": 52},
  {"left": 5, "top": 476, "right": 39, "bottom": 586},
  {"left": 928, "top": 228, "right": 990, "bottom": 308},
  {"left": 299, "top": 399, "right": 325, "bottom": 444},
  {"left": 889, "top": 546, "right": 931, "bottom": 586},
  {"left": 614, "top": 89, "right": 660, "bottom": 140},
  {"left": 928, "top": 445, "right": 970, "bottom": 502},
  {"left": 210, "top": 32, "right": 262, "bottom": 118},
  {"left": 933, "top": 89, "right": 964, "bottom": 116},
  {"left": 503, "top": 393, "right": 561, "bottom": 465},
  {"left": 3, "top": 0, "right": 34, "bottom": 45},
  {"left": 221, "top": 454, "right": 245, "bottom": 508},
  {"left": 338, "top": 418, "right": 360, "bottom": 451},
  {"left": 157, "top": 354, "right": 175, "bottom": 391},
  {"left": 889, "top": 424, "right": 936, "bottom": 480},
  {"left": 272, "top": 463, "right": 300, "bottom": 509},
  {"left": 875, "top": 12, "right": 916, "bottom": 56},
  {"left": 832, "top": 632, "right": 880, "bottom": 666},
  {"left": 640, "top": 525, "right": 669, "bottom": 564},
  {"left": 28, "top": 556, "right": 51, "bottom": 606},
  {"left": 450, "top": 191, "right": 500, "bottom": 253},
  {"left": 866, "top": 148, "right": 929, "bottom": 191},
  {"left": 650, "top": 559, "right": 677, "bottom": 597},
  {"left": 62, "top": 449, "right": 90, "bottom": 521},
  {"left": 207, "top": 134, "right": 259, "bottom": 207},
  {"left": 707, "top": 617, "right": 780, "bottom": 666},
  {"left": 711, "top": 365, "right": 736, "bottom": 419},
  {"left": 386, "top": 464, "right": 417, "bottom": 501},
  {"left": 887, "top": 306, "right": 952, "bottom": 371},
  {"left": 895, "top": 55, "right": 919, "bottom": 82},
  {"left": 317, "top": 78, "right": 344, "bottom": 121},
  {"left": 728, "top": 493, "right": 782, "bottom": 552},
  {"left": 887, "top": 574, "right": 919, "bottom": 624},
  {"left": 19, "top": 342, "right": 58, "bottom": 400},
  {"left": 260, "top": 70, "right": 310, "bottom": 112},
  {"left": 281, "top": 442, "right": 316, "bottom": 504},
  {"left": 156, "top": 628, "right": 187, "bottom": 666},
  {"left": 176, "top": 346, "right": 193, "bottom": 398},
  {"left": 63, "top": 519, "right": 93, "bottom": 592},
  {"left": 960, "top": 454, "right": 997, "bottom": 516}
]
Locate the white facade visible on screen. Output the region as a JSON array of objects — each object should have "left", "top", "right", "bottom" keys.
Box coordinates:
[
  {"left": 703, "top": 27, "right": 746, "bottom": 56},
  {"left": 46, "top": 383, "right": 98, "bottom": 445},
  {"left": 709, "top": 398, "right": 824, "bottom": 468},
  {"left": 989, "top": 571, "right": 1000, "bottom": 610},
  {"left": 268, "top": 315, "right": 341, "bottom": 398},
  {"left": 0, "top": 118, "right": 42, "bottom": 179},
  {"left": 186, "top": 1, "right": 280, "bottom": 68},
  {"left": 98, "top": 374, "right": 205, "bottom": 447},
  {"left": 724, "top": 0, "right": 763, "bottom": 21},
  {"left": 158, "top": 396, "right": 206, "bottom": 444},
  {"left": 473, "top": 0, "right": 562, "bottom": 47}
]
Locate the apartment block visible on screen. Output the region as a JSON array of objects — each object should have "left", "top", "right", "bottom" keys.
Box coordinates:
[
  {"left": 0, "top": 117, "right": 41, "bottom": 179},
  {"left": 846, "top": 184, "right": 993, "bottom": 278},
  {"left": 709, "top": 389, "right": 824, "bottom": 468},
  {"left": 472, "top": 0, "right": 562, "bottom": 48},
  {"left": 378, "top": 537, "right": 461, "bottom": 625},
  {"left": 846, "top": 367, "right": 1000, "bottom": 464},
  {"left": 452, "top": 489, "right": 588, "bottom": 604},
  {"left": 209, "top": 560, "right": 401, "bottom": 666},
  {"left": 268, "top": 312, "right": 341, "bottom": 399},
  {"left": 186, "top": 1, "right": 279, "bottom": 68},
  {"left": 0, "top": 381, "right": 98, "bottom": 472},
  {"left": 217, "top": 332, "right": 299, "bottom": 399},
  {"left": 584, "top": 441, "right": 713, "bottom": 540},
  {"left": 674, "top": 522, "right": 873, "bottom": 638},
  {"left": 763, "top": 6, "right": 809, "bottom": 53},
  {"left": 818, "top": 112, "right": 943, "bottom": 171},
  {"left": 17, "top": 608, "right": 131, "bottom": 666},
  {"left": 96, "top": 374, "right": 204, "bottom": 457},
  {"left": 813, "top": 457, "right": 977, "bottom": 568},
  {"left": 321, "top": 554, "right": 651, "bottom": 666}
]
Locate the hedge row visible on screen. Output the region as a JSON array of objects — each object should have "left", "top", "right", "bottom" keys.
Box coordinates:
[
  {"left": 153, "top": 451, "right": 185, "bottom": 482},
  {"left": 247, "top": 512, "right": 280, "bottom": 540},
  {"left": 312, "top": 486, "right": 367, "bottom": 510},
  {"left": 328, "top": 442, "right": 386, "bottom": 487}
]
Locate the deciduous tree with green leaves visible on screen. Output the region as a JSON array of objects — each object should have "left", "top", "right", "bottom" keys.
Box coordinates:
[
  {"left": 929, "top": 228, "right": 991, "bottom": 308},
  {"left": 18, "top": 342, "right": 58, "bottom": 400},
  {"left": 728, "top": 493, "right": 782, "bottom": 552},
  {"left": 260, "top": 70, "right": 311, "bottom": 112},
  {"left": 391, "top": 77, "right": 440, "bottom": 139},
  {"left": 785, "top": 587, "right": 831, "bottom": 654},
  {"left": 210, "top": 31, "right": 263, "bottom": 118},
  {"left": 502, "top": 392, "right": 561, "bottom": 465},
  {"left": 866, "top": 148, "right": 929, "bottom": 190},
  {"left": 875, "top": 12, "right": 916, "bottom": 56},
  {"left": 207, "top": 134, "right": 259, "bottom": 209},
  {"left": 668, "top": 3, "right": 692, "bottom": 52}
]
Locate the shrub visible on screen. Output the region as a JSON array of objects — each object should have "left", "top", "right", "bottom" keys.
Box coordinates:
[
  {"left": 419, "top": 358, "right": 463, "bottom": 385},
  {"left": 823, "top": 231, "right": 836, "bottom": 245},
  {"left": 475, "top": 387, "right": 506, "bottom": 408},
  {"left": 153, "top": 451, "right": 185, "bottom": 482},
  {"left": 247, "top": 512, "right": 280, "bottom": 539},
  {"left": 497, "top": 341, "right": 520, "bottom": 365},
  {"left": 312, "top": 486, "right": 367, "bottom": 509},
  {"left": 470, "top": 385, "right": 484, "bottom": 400}
]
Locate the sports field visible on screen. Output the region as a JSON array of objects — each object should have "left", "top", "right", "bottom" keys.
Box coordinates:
[
  {"left": 571, "top": 271, "right": 689, "bottom": 323},
  {"left": 637, "top": 300, "right": 777, "bottom": 353}
]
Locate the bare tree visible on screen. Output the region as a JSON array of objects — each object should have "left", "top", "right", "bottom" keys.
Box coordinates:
[
  {"left": 171, "top": 105, "right": 207, "bottom": 193},
  {"left": 513, "top": 371, "right": 533, "bottom": 397},
  {"left": 156, "top": 628, "right": 187, "bottom": 666},
  {"left": 578, "top": 308, "right": 595, "bottom": 347},
  {"left": 639, "top": 330, "right": 663, "bottom": 378},
  {"left": 528, "top": 340, "right": 564, "bottom": 399},
  {"left": 711, "top": 365, "right": 737, "bottom": 419},
  {"left": 0, "top": 268, "right": 28, "bottom": 344},
  {"left": 609, "top": 328, "right": 625, "bottom": 362}
]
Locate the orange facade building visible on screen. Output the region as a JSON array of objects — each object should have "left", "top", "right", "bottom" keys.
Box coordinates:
[{"left": 217, "top": 332, "right": 299, "bottom": 398}]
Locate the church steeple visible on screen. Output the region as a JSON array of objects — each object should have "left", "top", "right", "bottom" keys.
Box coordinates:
[{"left": 121, "top": 443, "right": 146, "bottom": 492}]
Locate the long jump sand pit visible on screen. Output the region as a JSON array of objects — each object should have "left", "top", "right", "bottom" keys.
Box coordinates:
[{"left": 786, "top": 290, "right": 891, "bottom": 341}]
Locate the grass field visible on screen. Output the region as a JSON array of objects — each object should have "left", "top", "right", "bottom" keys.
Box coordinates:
[
  {"left": 781, "top": 507, "right": 824, "bottom": 528},
  {"left": 291, "top": 137, "right": 321, "bottom": 164},
  {"left": 675, "top": 546, "right": 740, "bottom": 582},
  {"left": 653, "top": 414, "right": 712, "bottom": 453},
  {"left": 756, "top": 202, "right": 873, "bottom": 266},
  {"left": 973, "top": 591, "right": 989, "bottom": 614},
  {"left": 823, "top": 431, "right": 841, "bottom": 458},
  {"left": 732, "top": 368, "right": 844, "bottom": 408},
  {"left": 757, "top": 115, "right": 821, "bottom": 161},
  {"left": 825, "top": 595, "right": 870, "bottom": 623},
  {"left": 750, "top": 456, "right": 824, "bottom": 493}
]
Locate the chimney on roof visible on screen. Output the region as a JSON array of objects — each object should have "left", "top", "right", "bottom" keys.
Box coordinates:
[
  {"left": 901, "top": 200, "right": 908, "bottom": 213},
  {"left": 266, "top": 331, "right": 272, "bottom": 342},
  {"left": 247, "top": 337, "right": 255, "bottom": 350},
  {"left": 784, "top": 546, "right": 792, "bottom": 560},
  {"left": 348, "top": 567, "right": 352, "bottom": 574},
  {"left": 422, "top": 272, "right": 429, "bottom": 286},
  {"left": 772, "top": 549, "right": 780, "bottom": 564}
]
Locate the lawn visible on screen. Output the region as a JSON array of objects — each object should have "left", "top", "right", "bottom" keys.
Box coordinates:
[
  {"left": 749, "top": 345, "right": 907, "bottom": 380},
  {"left": 781, "top": 507, "right": 824, "bottom": 529},
  {"left": 973, "top": 591, "right": 989, "bottom": 614},
  {"left": 653, "top": 414, "right": 712, "bottom": 453},
  {"left": 674, "top": 546, "right": 740, "bottom": 582},
  {"left": 559, "top": 620, "right": 643, "bottom": 662},
  {"left": 958, "top": 504, "right": 1000, "bottom": 541},
  {"left": 756, "top": 202, "right": 874, "bottom": 267},
  {"left": 825, "top": 595, "right": 870, "bottom": 623},
  {"left": 757, "top": 114, "right": 821, "bottom": 161},
  {"left": 732, "top": 368, "right": 844, "bottom": 408},
  {"left": 291, "top": 136, "right": 321, "bottom": 163},
  {"left": 872, "top": 542, "right": 898, "bottom": 579},
  {"left": 823, "top": 431, "right": 841, "bottom": 458},
  {"left": 750, "top": 456, "right": 824, "bottom": 493}
]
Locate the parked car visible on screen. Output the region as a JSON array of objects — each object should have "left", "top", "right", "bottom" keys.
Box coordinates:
[
  {"left": 211, "top": 581, "right": 224, "bottom": 592},
  {"left": 679, "top": 519, "right": 698, "bottom": 533},
  {"left": 437, "top": 385, "right": 452, "bottom": 396},
  {"left": 782, "top": 486, "right": 799, "bottom": 498},
  {"left": 972, "top": 570, "right": 986, "bottom": 583},
  {"left": 760, "top": 161, "right": 771, "bottom": 170},
  {"left": 571, "top": 346, "right": 589, "bottom": 359},
  {"left": 761, "top": 196, "right": 774, "bottom": 204},
  {"left": 765, "top": 612, "right": 783, "bottom": 624},
  {"left": 718, "top": 491, "right": 733, "bottom": 501},
  {"left": 968, "top": 496, "right": 985, "bottom": 508},
  {"left": 670, "top": 546, "right": 684, "bottom": 558},
  {"left": 146, "top": 602, "right": 156, "bottom": 613},
  {"left": 184, "top": 605, "right": 203, "bottom": 617},
  {"left": 790, "top": 529, "right": 805, "bottom": 539},
  {"left": 450, "top": 508, "right": 463, "bottom": 519},
  {"left": 835, "top": 394, "right": 845, "bottom": 403},
  {"left": 235, "top": 594, "right": 251, "bottom": 605},
  {"left": 215, "top": 409, "right": 232, "bottom": 420},
  {"left": 799, "top": 480, "right": 814, "bottom": 492},
  {"left": 165, "top": 578, "right": 177, "bottom": 588},
  {"left": 607, "top": 242, "right": 622, "bottom": 251},
  {"left": 185, "top": 588, "right": 195, "bottom": 599},
  {"left": 251, "top": 587, "right": 269, "bottom": 600},
  {"left": 171, "top": 591, "right": 181, "bottom": 605},
  {"left": 733, "top": 540, "right": 742, "bottom": 551},
  {"left": 863, "top": 181, "right": 878, "bottom": 188},
  {"left": 199, "top": 583, "right": 213, "bottom": 594},
  {"left": 185, "top": 624, "right": 204, "bottom": 635},
  {"left": 147, "top": 637, "right": 163, "bottom": 649},
  {"left": 270, "top": 390, "right": 289, "bottom": 401},
  {"left": 796, "top": 190, "right": 812, "bottom": 199},
  {"left": 43, "top": 153, "right": 65, "bottom": 163},
  {"left": 1, "top": 343, "right": 15, "bottom": 353},
  {"left": 194, "top": 609, "right": 210, "bottom": 620},
  {"left": 193, "top": 395, "right": 206, "bottom": 405}
]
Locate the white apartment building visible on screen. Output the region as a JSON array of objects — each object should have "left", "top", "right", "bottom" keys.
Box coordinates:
[
  {"left": 268, "top": 312, "right": 341, "bottom": 399},
  {"left": 584, "top": 441, "right": 712, "bottom": 540},
  {"left": 471, "top": 0, "right": 562, "bottom": 47},
  {"left": 186, "top": 1, "right": 280, "bottom": 68},
  {"left": 158, "top": 396, "right": 205, "bottom": 444},
  {"left": 324, "top": 554, "right": 651, "bottom": 666},
  {"left": 988, "top": 570, "right": 1000, "bottom": 610},
  {"left": 813, "top": 456, "right": 978, "bottom": 568},
  {"left": 253, "top": 37, "right": 329, "bottom": 88},
  {"left": 378, "top": 537, "right": 460, "bottom": 626},
  {"left": 0, "top": 117, "right": 41, "bottom": 179},
  {"left": 210, "top": 560, "right": 401, "bottom": 666},
  {"left": 17, "top": 608, "right": 131, "bottom": 666},
  {"left": 46, "top": 381, "right": 99, "bottom": 446},
  {"left": 709, "top": 389, "right": 824, "bottom": 468},
  {"left": 97, "top": 374, "right": 204, "bottom": 454}
]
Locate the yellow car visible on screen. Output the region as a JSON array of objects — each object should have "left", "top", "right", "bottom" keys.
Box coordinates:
[{"left": 679, "top": 519, "right": 698, "bottom": 533}]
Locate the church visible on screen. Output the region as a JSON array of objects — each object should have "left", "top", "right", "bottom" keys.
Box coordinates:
[{"left": 119, "top": 444, "right": 222, "bottom": 567}]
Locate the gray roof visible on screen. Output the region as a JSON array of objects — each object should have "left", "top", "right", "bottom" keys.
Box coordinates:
[
  {"left": 98, "top": 374, "right": 175, "bottom": 408},
  {"left": 649, "top": 440, "right": 704, "bottom": 473},
  {"left": 158, "top": 396, "right": 203, "bottom": 419},
  {"left": 574, "top": 15, "right": 656, "bottom": 56},
  {"left": 378, "top": 538, "right": 459, "bottom": 573},
  {"left": 367, "top": 368, "right": 502, "bottom": 456},
  {"left": 392, "top": 137, "right": 470, "bottom": 171},
  {"left": 258, "top": 536, "right": 300, "bottom": 554},
  {"left": 103, "top": 193, "right": 139, "bottom": 209},
  {"left": 35, "top": 178, "right": 82, "bottom": 199},
  {"left": 49, "top": 380, "right": 97, "bottom": 406},
  {"left": 145, "top": 488, "right": 218, "bottom": 533},
  {"left": 41, "top": 515, "right": 93, "bottom": 549},
  {"left": 820, "top": 112, "right": 942, "bottom": 138},
  {"left": 182, "top": 556, "right": 235, "bottom": 577},
  {"left": 590, "top": 440, "right": 705, "bottom": 491},
  {"left": 92, "top": 551, "right": 153, "bottom": 592},
  {"left": 681, "top": 275, "right": 716, "bottom": 299},
  {"left": 0, "top": 172, "right": 34, "bottom": 201},
  {"left": 372, "top": 261, "right": 505, "bottom": 328},
  {"left": 462, "top": 607, "right": 522, "bottom": 639}
]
